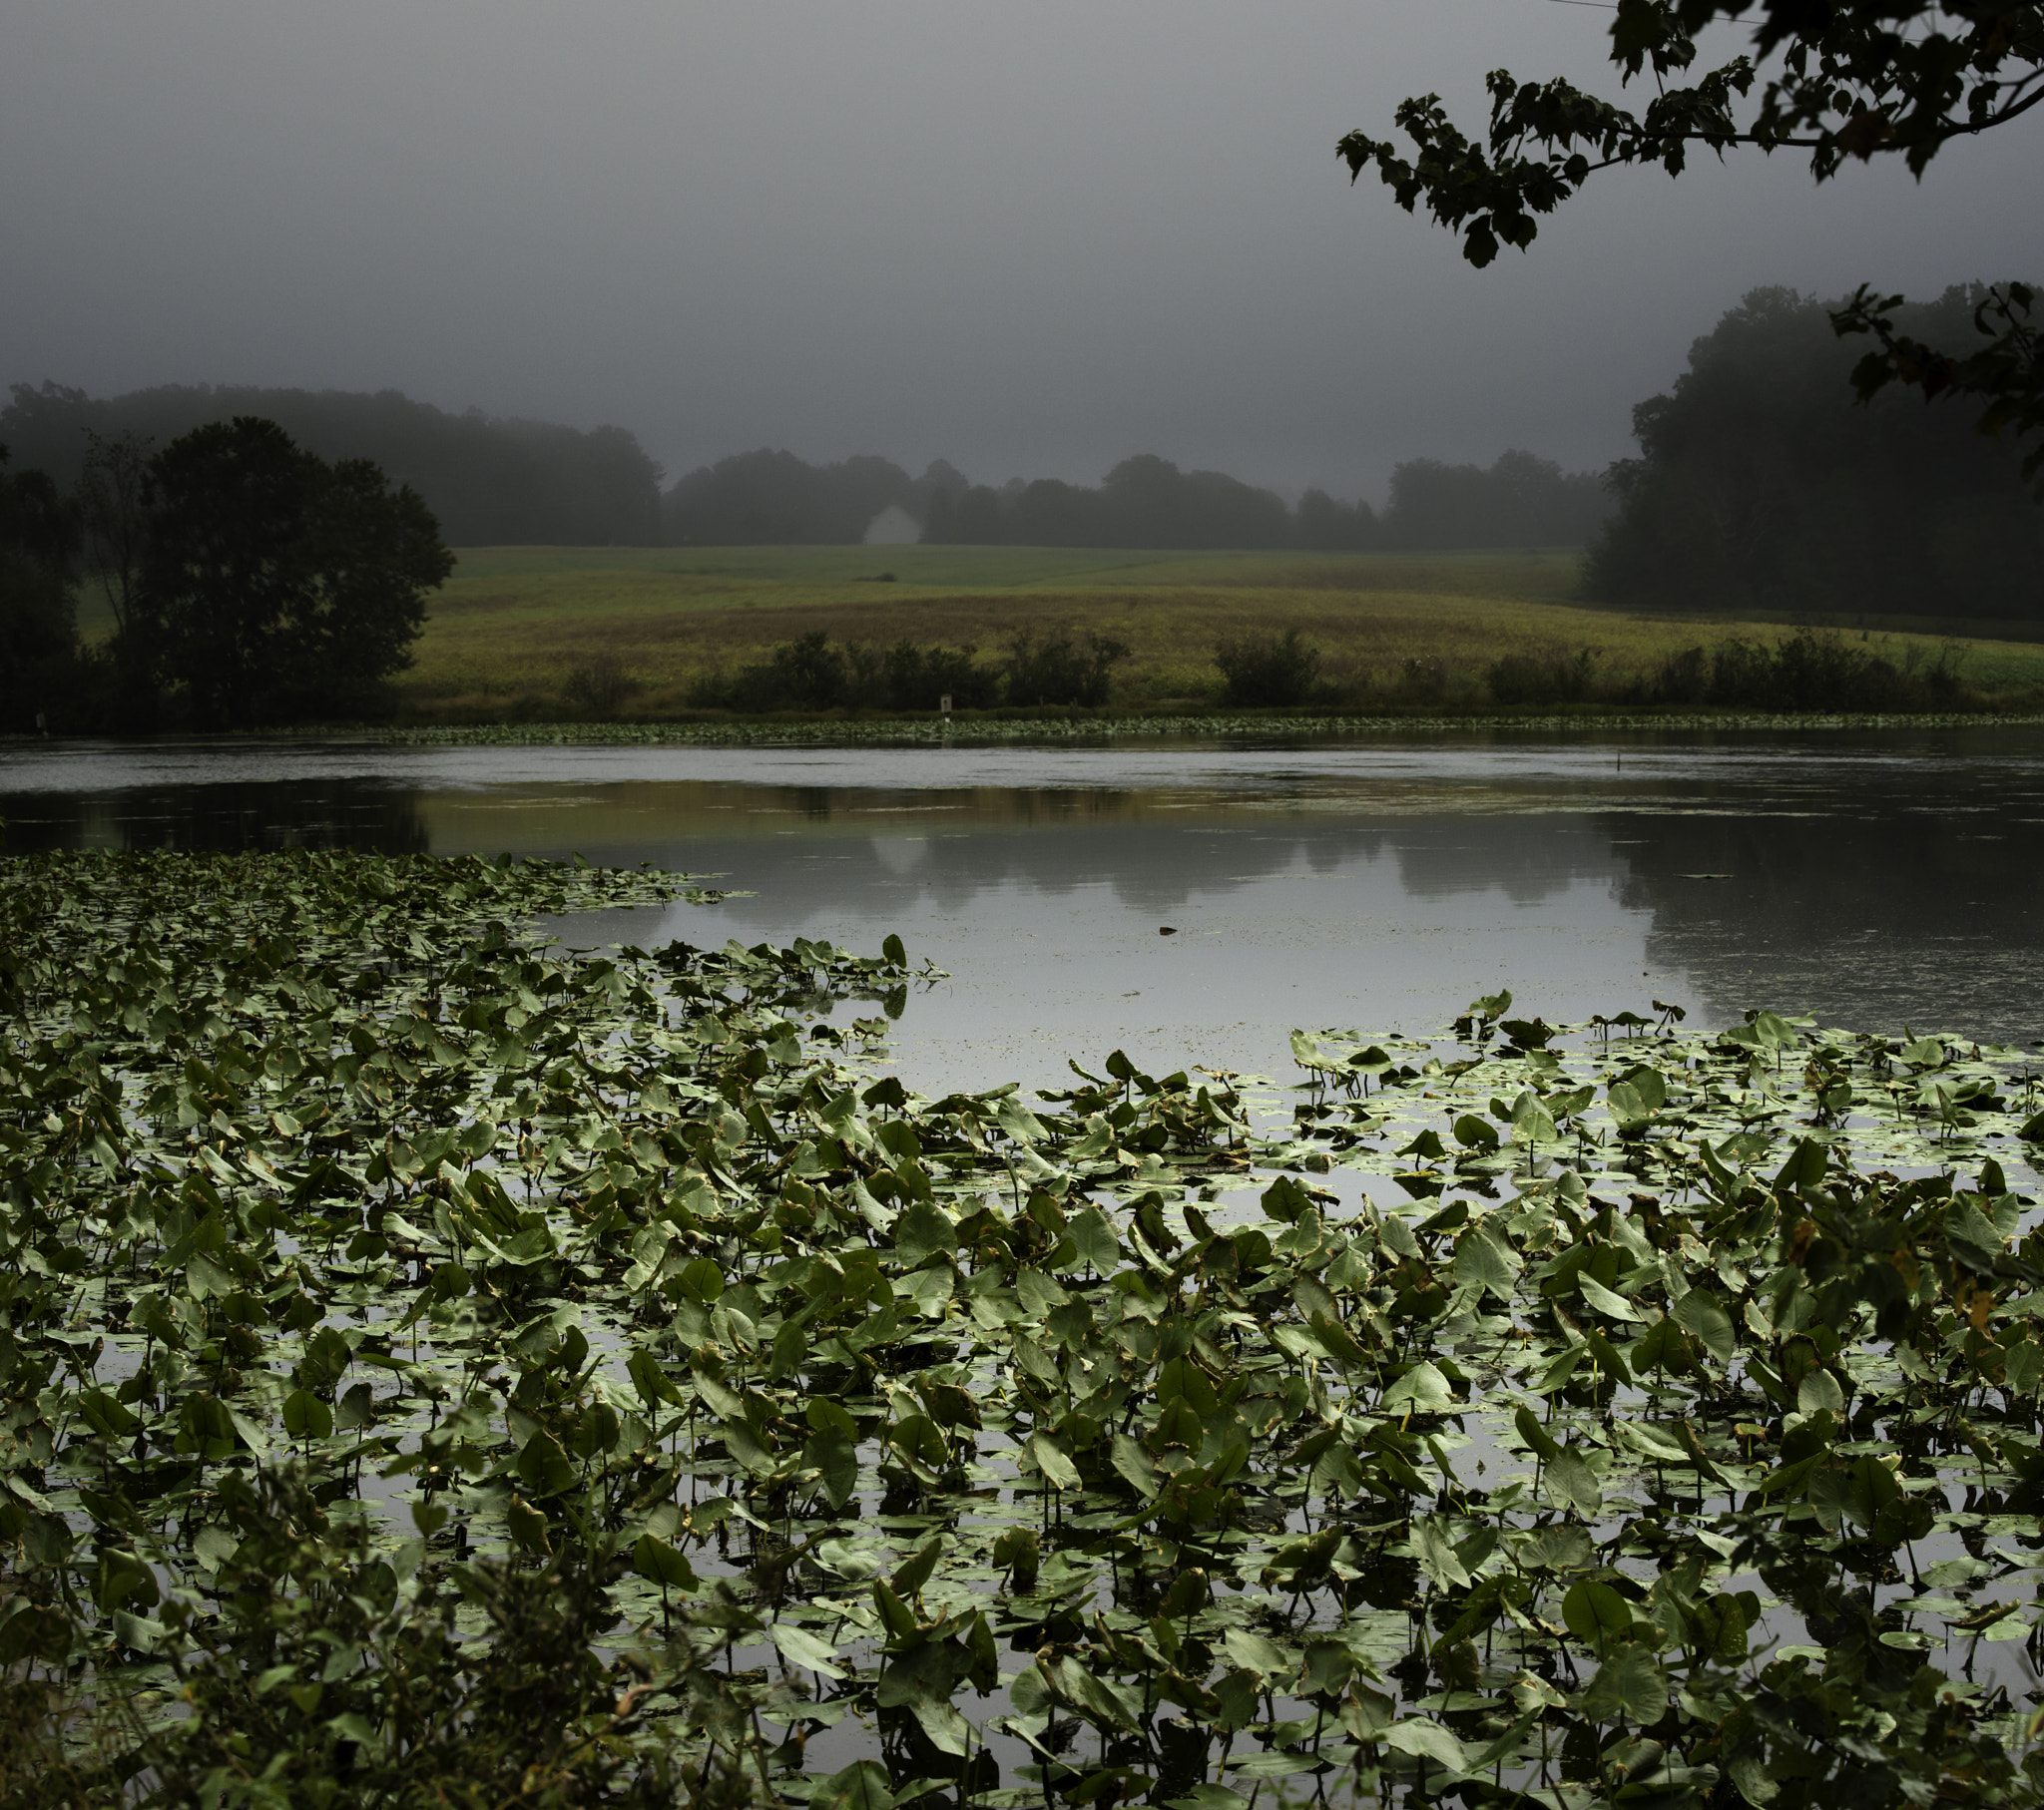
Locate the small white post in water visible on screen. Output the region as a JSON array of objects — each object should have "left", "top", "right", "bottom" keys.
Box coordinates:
[{"left": 940, "top": 693, "right": 952, "bottom": 718}]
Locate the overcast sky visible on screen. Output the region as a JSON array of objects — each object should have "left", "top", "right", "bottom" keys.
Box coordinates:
[{"left": 2, "top": 1, "right": 2032, "bottom": 501}]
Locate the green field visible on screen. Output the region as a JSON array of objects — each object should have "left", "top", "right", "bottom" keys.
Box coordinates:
[{"left": 381, "top": 543, "right": 2044, "bottom": 716}]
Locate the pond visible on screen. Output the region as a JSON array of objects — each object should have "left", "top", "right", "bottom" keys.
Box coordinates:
[
  {"left": 4, "top": 726, "right": 2042, "bottom": 1092},
  {"left": 7, "top": 726, "right": 2044, "bottom": 1805}
]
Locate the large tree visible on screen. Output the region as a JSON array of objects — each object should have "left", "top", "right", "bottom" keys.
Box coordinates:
[
  {"left": 0, "top": 445, "right": 80, "bottom": 730},
  {"left": 136, "top": 417, "right": 452, "bottom": 729},
  {"left": 1338, "top": 1, "right": 2044, "bottom": 478},
  {"left": 1586, "top": 285, "right": 2044, "bottom": 618}
]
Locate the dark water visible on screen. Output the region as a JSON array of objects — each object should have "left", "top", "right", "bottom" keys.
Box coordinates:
[{"left": 4, "top": 729, "right": 2041, "bottom": 1092}]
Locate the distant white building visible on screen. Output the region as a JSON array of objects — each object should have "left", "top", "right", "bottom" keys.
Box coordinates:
[{"left": 863, "top": 505, "right": 921, "bottom": 546}]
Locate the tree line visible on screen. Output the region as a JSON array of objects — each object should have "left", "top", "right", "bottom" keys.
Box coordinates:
[
  {"left": 5, "top": 381, "right": 1614, "bottom": 555},
  {"left": 2, "top": 382, "right": 662, "bottom": 547},
  {"left": 12, "top": 279, "right": 2041, "bottom": 637},
  {"left": 669, "top": 446, "right": 1609, "bottom": 551},
  {"left": 0, "top": 417, "right": 451, "bottom": 734}
]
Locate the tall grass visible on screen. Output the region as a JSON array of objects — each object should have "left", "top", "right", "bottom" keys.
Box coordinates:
[{"left": 390, "top": 546, "right": 2044, "bottom": 722}]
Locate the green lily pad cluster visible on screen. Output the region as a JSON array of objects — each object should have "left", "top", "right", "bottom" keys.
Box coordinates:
[{"left": 1, "top": 853, "right": 2041, "bottom": 1808}]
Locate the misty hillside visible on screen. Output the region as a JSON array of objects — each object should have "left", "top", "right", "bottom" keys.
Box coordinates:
[{"left": 0, "top": 382, "right": 666, "bottom": 547}]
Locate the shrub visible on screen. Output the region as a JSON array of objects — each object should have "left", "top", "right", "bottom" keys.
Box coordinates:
[
  {"left": 561, "top": 654, "right": 639, "bottom": 719},
  {"left": 1486, "top": 648, "right": 1598, "bottom": 704},
  {"left": 880, "top": 638, "right": 998, "bottom": 710},
  {"left": 1214, "top": 629, "right": 1322, "bottom": 705},
  {"left": 1002, "top": 628, "right": 1129, "bottom": 707},
  {"left": 1650, "top": 629, "right": 1968, "bottom": 711},
  {"left": 1394, "top": 655, "right": 1448, "bottom": 702},
  {"left": 728, "top": 631, "right": 846, "bottom": 711}
]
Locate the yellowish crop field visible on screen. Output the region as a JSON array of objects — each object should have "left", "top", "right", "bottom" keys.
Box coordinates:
[{"left": 397, "top": 544, "right": 2044, "bottom": 717}]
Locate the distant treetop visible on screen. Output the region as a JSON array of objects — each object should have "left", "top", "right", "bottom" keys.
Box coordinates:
[{"left": 0, "top": 382, "right": 665, "bottom": 546}]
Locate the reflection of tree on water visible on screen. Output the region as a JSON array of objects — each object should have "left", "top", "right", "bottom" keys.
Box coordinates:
[
  {"left": 11, "top": 754, "right": 2043, "bottom": 1043},
  {"left": 1601, "top": 805, "right": 2044, "bottom": 1043},
  {"left": 606, "top": 810, "right": 1609, "bottom": 928},
  {"left": 1, "top": 780, "right": 431, "bottom": 855}
]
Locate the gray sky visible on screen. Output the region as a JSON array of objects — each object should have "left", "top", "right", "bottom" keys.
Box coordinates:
[{"left": 2, "top": 1, "right": 2032, "bottom": 502}]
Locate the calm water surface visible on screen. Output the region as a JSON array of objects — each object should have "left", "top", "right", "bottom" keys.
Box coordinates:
[{"left": 4, "top": 729, "right": 2041, "bottom": 1093}]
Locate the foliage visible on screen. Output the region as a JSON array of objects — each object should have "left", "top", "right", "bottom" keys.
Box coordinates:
[
  {"left": 75, "top": 430, "right": 151, "bottom": 642},
  {"left": 1337, "top": 1, "right": 2044, "bottom": 467},
  {"left": 4, "top": 848, "right": 2044, "bottom": 1803},
  {"left": 1487, "top": 648, "right": 1599, "bottom": 706},
  {"left": 134, "top": 416, "right": 455, "bottom": 729},
  {"left": 691, "top": 634, "right": 1001, "bottom": 714},
  {"left": 1215, "top": 629, "right": 1324, "bottom": 706},
  {"left": 1585, "top": 289, "right": 2044, "bottom": 621},
  {"left": 926, "top": 453, "right": 1605, "bottom": 554},
  {"left": 1835, "top": 282, "right": 2044, "bottom": 490},
  {"left": 689, "top": 632, "right": 1116, "bottom": 714},
  {"left": 0, "top": 445, "right": 80, "bottom": 736},
  {"left": 1379, "top": 450, "right": 1611, "bottom": 551},
  {"left": 1002, "top": 627, "right": 1130, "bottom": 707},
  {"left": 397, "top": 544, "right": 2044, "bottom": 725},
  {"left": 667, "top": 450, "right": 962, "bottom": 547},
  {"left": 564, "top": 656, "right": 643, "bottom": 721},
  {"left": 2, "top": 381, "right": 666, "bottom": 548}
]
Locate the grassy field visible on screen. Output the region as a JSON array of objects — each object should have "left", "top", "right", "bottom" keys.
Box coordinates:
[{"left": 394, "top": 544, "right": 2044, "bottom": 716}]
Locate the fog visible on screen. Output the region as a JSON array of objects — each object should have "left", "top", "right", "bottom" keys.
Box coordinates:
[{"left": 1, "top": 0, "right": 2031, "bottom": 502}]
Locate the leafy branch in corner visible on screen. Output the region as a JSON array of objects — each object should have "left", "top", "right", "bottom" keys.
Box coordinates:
[
  {"left": 1832, "top": 279, "right": 2044, "bottom": 487},
  {"left": 1338, "top": 2, "right": 2044, "bottom": 465}
]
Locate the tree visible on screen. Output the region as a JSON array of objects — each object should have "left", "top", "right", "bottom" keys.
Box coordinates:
[
  {"left": 1338, "top": 1, "right": 2044, "bottom": 477},
  {"left": 1585, "top": 285, "right": 2044, "bottom": 618},
  {"left": 0, "top": 445, "right": 80, "bottom": 730},
  {"left": 4, "top": 381, "right": 667, "bottom": 545},
  {"left": 135, "top": 417, "right": 452, "bottom": 729},
  {"left": 77, "top": 429, "right": 151, "bottom": 638}
]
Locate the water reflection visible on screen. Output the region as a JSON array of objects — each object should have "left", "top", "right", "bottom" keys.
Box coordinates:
[
  {"left": 2, "top": 777, "right": 429, "bottom": 855},
  {"left": 2, "top": 734, "right": 2039, "bottom": 1088}
]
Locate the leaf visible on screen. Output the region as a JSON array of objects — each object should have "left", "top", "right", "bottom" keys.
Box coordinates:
[
  {"left": 1069, "top": 1203, "right": 1121, "bottom": 1273},
  {"left": 516, "top": 1430, "right": 576, "bottom": 1498},
  {"left": 1409, "top": 1515, "right": 1472, "bottom": 1588},
  {"left": 1452, "top": 1222, "right": 1520, "bottom": 1298},
  {"left": 769, "top": 1620, "right": 844, "bottom": 1677},
  {"left": 1112, "top": 1432, "right": 1160, "bottom": 1498},
  {"left": 675, "top": 1256, "right": 726, "bottom": 1302},
  {"left": 1796, "top": 1367, "right": 1845, "bottom": 1417},
  {"left": 909, "top": 1697, "right": 973, "bottom": 1756},
  {"left": 892, "top": 1198, "right": 957, "bottom": 1266},
  {"left": 1383, "top": 1719, "right": 1468, "bottom": 1772},
  {"left": 1841, "top": 1454, "right": 1903, "bottom": 1533},
  {"left": 805, "top": 1431, "right": 859, "bottom": 1511},
  {"left": 1030, "top": 1432, "right": 1081, "bottom": 1492},
  {"left": 1544, "top": 1446, "right": 1603, "bottom": 1517},
  {"left": 890, "top": 1536, "right": 943, "bottom": 1598},
  {"left": 1222, "top": 1626, "right": 1291, "bottom": 1679},
  {"left": 1577, "top": 1274, "right": 1643, "bottom": 1321},
  {"left": 1672, "top": 1289, "right": 1736, "bottom": 1362},
  {"left": 816, "top": 1761, "right": 895, "bottom": 1810},
  {"left": 281, "top": 1388, "right": 333, "bottom": 1442},
  {"left": 1381, "top": 1360, "right": 1455, "bottom": 1414},
  {"left": 633, "top": 1533, "right": 699, "bottom": 1592},
  {"left": 1687, "top": 1591, "right": 1757, "bottom": 1663},
  {"left": 1562, "top": 1580, "right": 1631, "bottom": 1654},
  {"left": 1450, "top": 1114, "right": 1498, "bottom": 1151},
  {"left": 1514, "top": 1404, "right": 1561, "bottom": 1464},
  {"left": 505, "top": 1494, "right": 552, "bottom": 1558},
  {"left": 1578, "top": 1643, "right": 1668, "bottom": 1725}
]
